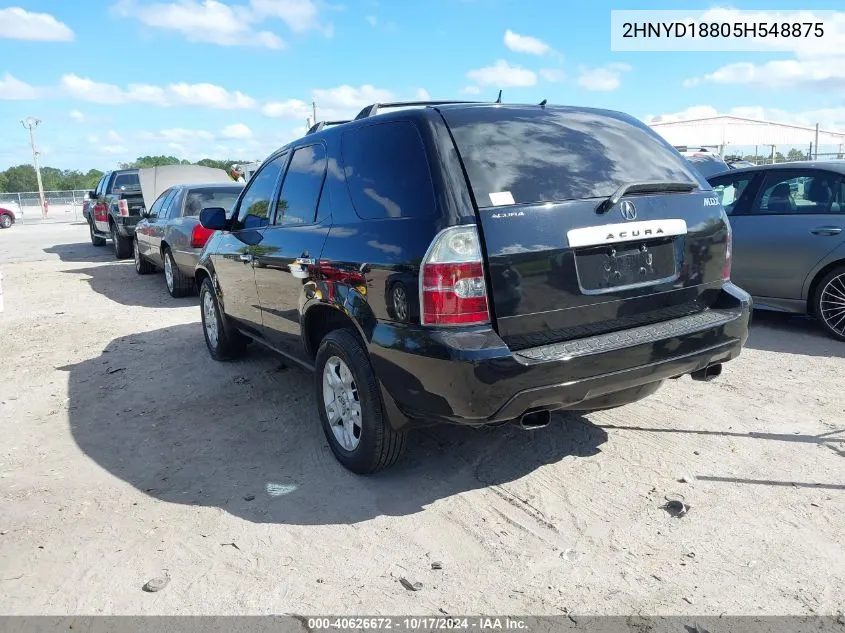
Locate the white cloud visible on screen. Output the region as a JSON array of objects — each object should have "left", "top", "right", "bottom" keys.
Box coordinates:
[
  {"left": 503, "top": 29, "right": 551, "bottom": 56},
  {"left": 262, "top": 98, "right": 311, "bottom": 118},
  {"left": 416, "top": 88, "right": 431, "bottom": 100},
  {"left": 101, "top": 145, "right": 128, "bottom": 154},
  {"left": 113, "top": 0, "right": 285, "bottom": 49},
  {"left": 366, "top": 15, "right": 377, "bottom": 27},
  {"left": 107, "top": 130, "right": 124, "bottom": 143},
  {"left": 311, "top": 84, "right": 395, "bottom": 119},
  {"left": 646, "top": 104, "right": 845, "bottom": 131},
  {"left": 461, "top": 86, "right": 481, "bottom": 95},
  {"left": 685, "top": 59, "right": 845, "bottom": 91},
  {"left": 250, "top": 0, "right": 333, "bottom": 36},
  {"left": 68, "top": 109, "right": 85, "bottom": 122},
  {"left": 138, "top": 128, "right": 215, "bottom": 141},
  {"left": 539, "top": 68, "right": 565, "bottom": 83},
  {"left": 221, "top": 123, "right": 253, "bottom": 139},
  {"left": 0, "top": 73, "right": 42, "bottom": 100},
  {"left": 577, "top": 63, "right": 632, "bottom": 91},
  {"left": 0, "top": 7, "right": 74, "bottom": 41},
  {"left": 59, "top": 74, "right": 255, "bottom": 109},
  {"left": 466, "top": 60, "right": 537, "bottom": 88}
]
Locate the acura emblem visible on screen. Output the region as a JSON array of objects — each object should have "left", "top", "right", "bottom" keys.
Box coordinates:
[{"left": 620, "top": 200, "right": 637, "bottom": 221}]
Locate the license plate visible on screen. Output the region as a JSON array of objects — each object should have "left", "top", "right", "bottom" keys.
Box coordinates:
[{"left": 574, "top": 238, "right": 678, "bottom": 293}]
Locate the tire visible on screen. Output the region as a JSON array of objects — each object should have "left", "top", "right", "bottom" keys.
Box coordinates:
[
  {"left": 163, "top": 248, "right": 192, "bottom": 297},
  {"left": 111, "top": 223, "right": 132, "bottom": 259},
  {"left": 390, "top": 282, "right": 410, "bottom": 322},
  {"left": 134, "top": 238, "right": 154, "bottom": 275},
  {"left": 199, "top": 277, "right": 246, "bottom": 361},
  {"left": 315, "top": 328, "right": 407, "bottom": 474},
  {"left": 89, "top": 221, "right": 106, "bottom": 246},
  {"left": 814, "top": 265, "right": 845, "bottom": 342},
  {"left": 0, "top": 214, "right": 12, "bottom": 229}
]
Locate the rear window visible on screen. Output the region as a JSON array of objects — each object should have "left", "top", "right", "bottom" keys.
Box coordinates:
[
  {"left": 183, "top": 186, "right": 244, "bottom": 217},
  {"left": 111, "top": 172, "right": 140, "bottom": 192},
  {"left": 342, "top": 121, "right": 435, "bottom": 219},
  {"left": 686, "top": 154, "right": 730, "bottom": 178},
  {"left": 442, "top": 107, "right": 699, "bottom": 208}
]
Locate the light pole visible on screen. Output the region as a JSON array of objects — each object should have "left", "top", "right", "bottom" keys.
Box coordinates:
[{"left": 20, "top": 116, "right": 47, "bottom": 217}]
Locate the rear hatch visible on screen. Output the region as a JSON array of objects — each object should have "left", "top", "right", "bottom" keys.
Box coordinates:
[{"left": 439, "top": 105, "right": 730, "bottom": 350}]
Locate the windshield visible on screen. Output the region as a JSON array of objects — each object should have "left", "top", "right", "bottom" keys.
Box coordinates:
[
  {"left": 111, "top": 172, "right": 140, "bottom": 192},
  {"left": 686, "top": 154, "right": 730, "bottom": 178},
  {"left": 183, "top": 186, "right": 244, "bottom": 216},
  {"left": 441, "top": 106, "right": 699, "bottom": 208}
]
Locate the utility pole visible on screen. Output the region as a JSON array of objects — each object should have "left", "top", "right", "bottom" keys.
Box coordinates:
[
  {"left": 312, "top": 101, "right": 317, "bottom": 125},
  {"left": 814, "top": 123, "right": 820, "bottom": 160},
  {"left": 21, "top": 117, "right": 47, "bottom": 217}
]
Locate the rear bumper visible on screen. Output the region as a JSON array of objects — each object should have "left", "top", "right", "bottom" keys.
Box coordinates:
[
  {"left": 114, "top": 216, "right": 139, "bottom": 237},
  {"left": 369, "top": 283, "right": 751, "bottom": 428},
  {"left": 172, "top": 248, "right": 201, "bottom": 277}
]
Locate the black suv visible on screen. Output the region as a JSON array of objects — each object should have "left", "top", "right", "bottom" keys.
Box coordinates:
[{"left": 196, "top": 100, "right": 751, "bottom": 474}]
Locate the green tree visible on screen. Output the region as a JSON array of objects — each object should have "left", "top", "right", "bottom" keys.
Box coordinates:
[
  {"left": 786, "top": 148, "right": 806, "bottom": 162},
  {"left": 0, "top": 165, "right": 38, "bottom": 192}
]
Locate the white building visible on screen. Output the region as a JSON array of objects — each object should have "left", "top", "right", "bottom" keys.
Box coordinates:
[{"left": 648, "top": 115, "right": 845, "bottom": 159}]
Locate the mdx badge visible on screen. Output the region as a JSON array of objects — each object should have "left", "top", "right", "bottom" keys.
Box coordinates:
[{"left": 620, "top": 200, "right": 637, "bottom": 221}]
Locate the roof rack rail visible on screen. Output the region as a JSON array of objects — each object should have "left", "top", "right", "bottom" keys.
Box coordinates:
[
  {"left": 306, "top": 119, "right": 351, "bottom": 135},
  {"left": 353, "top": 100, "right": 482, "bottom": 120}
]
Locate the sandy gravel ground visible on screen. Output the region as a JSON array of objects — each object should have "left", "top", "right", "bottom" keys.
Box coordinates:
[{"left": 0, "top": 223, "right": 843, "bottom": 616}]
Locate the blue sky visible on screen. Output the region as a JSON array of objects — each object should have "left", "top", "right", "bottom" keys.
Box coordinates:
[{"left": 1, "top": 0, "right": 843, "bottom": 170}]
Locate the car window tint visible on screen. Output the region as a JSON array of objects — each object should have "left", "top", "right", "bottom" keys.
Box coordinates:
[
  {"left": 158, "top": 189, "right": 180, "bottom": 220},
  {"left": 342, "top": 121, "right": 435, "bottom": 219},
  {"left": 441, "top": 107, "right": 699, "bottom": 207},
  {"left": 95, "top": 175, "right": 107, "bottom": 197},
  {"left": 276, "top": 144, "right": 327, "bottom": 225},
  {"left": 183, "top": 186, "right": 244, "bottom": 217},
  {"left": 147, "top": 189, "right": 171, "bottom": 218},
  {"left": 755, "top": 172, "right": 839, "bottom": 214},
  {"left": 711, "top": 174, "right": 755, "bottom": 215},
  {"left": 315, "top": 187, "right": 331, "bottom": 223},
  {"left": 112, "top": 172, "right": 140, "bottom": 193},
  {"left": 236, "top": 153, "right": 288, "bottom": 228}
]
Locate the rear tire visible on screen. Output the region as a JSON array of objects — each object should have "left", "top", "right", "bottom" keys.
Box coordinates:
[
  {"left": 134, "top": 238, "right": 154, "bottom": 275},
  {"left": 89, "top": 221, "right": 106, "bottom": 246},
  {"left": 199, "top": 277, "right": 246, "bottom": 361},
  {"left": 315, "top": 329, "right": 407, "bottom": 474},
  {"left": 163, "top": 248, "right": 192, "bottom": 297},
  {"left": 111, "top": 223, "right": 132, "bottom": 259},
  {"left": 814, "top": 265, "right": 845, "bottom": 342},
  {"left": 0, "top": 214, "right": 12, "bottom": 229}
]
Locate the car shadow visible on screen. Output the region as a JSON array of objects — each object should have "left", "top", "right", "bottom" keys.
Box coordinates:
[
  {"left": 57, "top": 260, "right": 197, "bottom": 308},
  {"left": 58, "top": 323, "right": 608, "bottom": 525},
  {"left": 44, "top": 242, "right": 116, "bottom": 264},
  {"left": 744, "top": 310, "right": 845, "bottom": 358}
]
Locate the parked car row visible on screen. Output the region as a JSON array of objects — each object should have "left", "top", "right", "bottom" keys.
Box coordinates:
[{"left": 78, "top": 99, "right": 841, "bottom": 473}]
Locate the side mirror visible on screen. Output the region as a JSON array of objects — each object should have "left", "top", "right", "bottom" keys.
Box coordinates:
[
  {"left": 140, "top": 208, "right": 150, "bottom": 219},
  {"left": 88, "top": 190, "right": 96, "bottom": 199},
  {"left": 199, "top": 207, "right": 227, "bottom": 231}
]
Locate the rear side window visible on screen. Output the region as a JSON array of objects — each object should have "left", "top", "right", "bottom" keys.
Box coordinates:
[
  {"left": 442, "top": 107, "right": 699, "bottom": 208},
  {"left": 158, "top": 189, "right": 180, "bottom": 219},
  {"left": 236, "top": 153, "right": 288, "bottom": 228},
  {"left": 342, "top": 121, "right": 435, "bottom": 219},
  {"left": 276, "top": 144, "right": 327, "bottom": 225}
]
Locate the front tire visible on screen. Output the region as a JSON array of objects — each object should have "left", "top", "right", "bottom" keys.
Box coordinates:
[
  {"left": 111, "top": 223, "right": 132, "bottom": 259},
  {"left": 134, "top": 238, "right": 154, "bottom": 274},
  {"left": 315, "top": 329, "right": 407, "bottom": 474},
  {"left": 814, "top": 265, "right": 845, "bottom": 341},
  {"left": 199, "top": 277, "right": 246, "bottom": 361},
  {"left": 89, "top": 221, "right": 106, "bottom": 246},
  {"left": 163, "top": 248, "right": 192, "bottom": 297},
  {"left": 0, "top": 214, "right": 12, "bottom": 229}
]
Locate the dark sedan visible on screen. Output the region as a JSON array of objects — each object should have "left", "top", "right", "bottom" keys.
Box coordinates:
[
  {"left": 134, "top": 183, "right": 244, "bottom": 297},
  {"left": 709, "top": 162, "right": 845, "bottom": 340}
]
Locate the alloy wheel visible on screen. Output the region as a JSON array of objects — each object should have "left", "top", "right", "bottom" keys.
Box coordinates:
[
  {"left": 164, "top": 254, "right": 174, "bottom": 292},
  {"left": 393, "top": 285, "right": 408, "bottom": 321},
  {"left": 202, "top": 290, "right": 219, "bottom": 349},
  {"left": 322, "top": 356, "right": 362, "bottom": 451},
  {"left": 820, "top": 272, "right": 845, "bottom": 337}
]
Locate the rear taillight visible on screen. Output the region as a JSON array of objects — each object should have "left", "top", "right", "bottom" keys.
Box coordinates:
[
  {"left": 420, "top": 225, "right": 490, "bottom": 326},
  {"left": 117, "top": 200, "right": 129, "bottom": 217},
  {"left": 191, "top": 224, "right": 215, "bottom": 249},
  {"left": 722, "top": 219, "right": 733, "bottom": 281}
]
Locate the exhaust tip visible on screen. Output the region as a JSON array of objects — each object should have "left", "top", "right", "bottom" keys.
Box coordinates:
[
  {"left": 515, "top": 409, "right": 551, "bottom": 430},
  {"left": 691, "top": 363, "right": 722, "bottom": 382}
]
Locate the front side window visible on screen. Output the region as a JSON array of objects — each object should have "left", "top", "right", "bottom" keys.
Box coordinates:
[
  {"left": 276, "top": 144, "right": 327, "bottom": 225},
  {"left": 342, "top": 121, "right": 436, "bottom": 219},
  {"left": 754, "top": 171, "right": 841, "bottom": 214},
  {"left": 147, "top": 189, "right": 172, "bottom": 219},
  {"left": 235, "top": 153, "right": 288, "bottom": 228}
]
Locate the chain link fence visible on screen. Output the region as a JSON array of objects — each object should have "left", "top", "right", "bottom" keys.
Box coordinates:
[
  {"left": 0, "top": 190, "right": 90, "bottom": 225},
  {"left": 725, "top": 151, "right": 845, "bottom": 166}
]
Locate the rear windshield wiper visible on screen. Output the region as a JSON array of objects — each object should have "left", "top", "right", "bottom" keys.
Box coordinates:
[{"left": 596, "top": 181, "right": 698, "bottom": 214}]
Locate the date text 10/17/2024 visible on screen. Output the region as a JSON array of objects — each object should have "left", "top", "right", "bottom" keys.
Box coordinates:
[{"left": 307, "top": 617, "right": 529, "bottom": 631}]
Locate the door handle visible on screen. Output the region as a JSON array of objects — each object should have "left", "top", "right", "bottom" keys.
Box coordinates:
[
  {"left": 238, "top": 253, "right": 254, "bottom": 263},
  {"left": 810, "top": 226, "right": 842, "bottom": 236}
]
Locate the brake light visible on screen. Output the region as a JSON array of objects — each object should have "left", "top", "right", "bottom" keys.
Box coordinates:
[
  {"left": 421, "top": 225, "right": 490, "bottom": 326},
  {"left": 191, "top": 224, "right": 215, "bottom": 248},
  {"left": 722, "top": 220, "right": 733, "bottom": 281},
  {"left": 117, "top": 199, "right": 129, "bottom": 217}
]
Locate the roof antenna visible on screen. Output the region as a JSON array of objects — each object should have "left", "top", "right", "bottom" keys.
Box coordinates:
[
  {"left": 538, "top": 99, "right": 547, "bottom": 108},
  {"left": 495, "top": 90, "right": 502, "bottom": 104}
]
